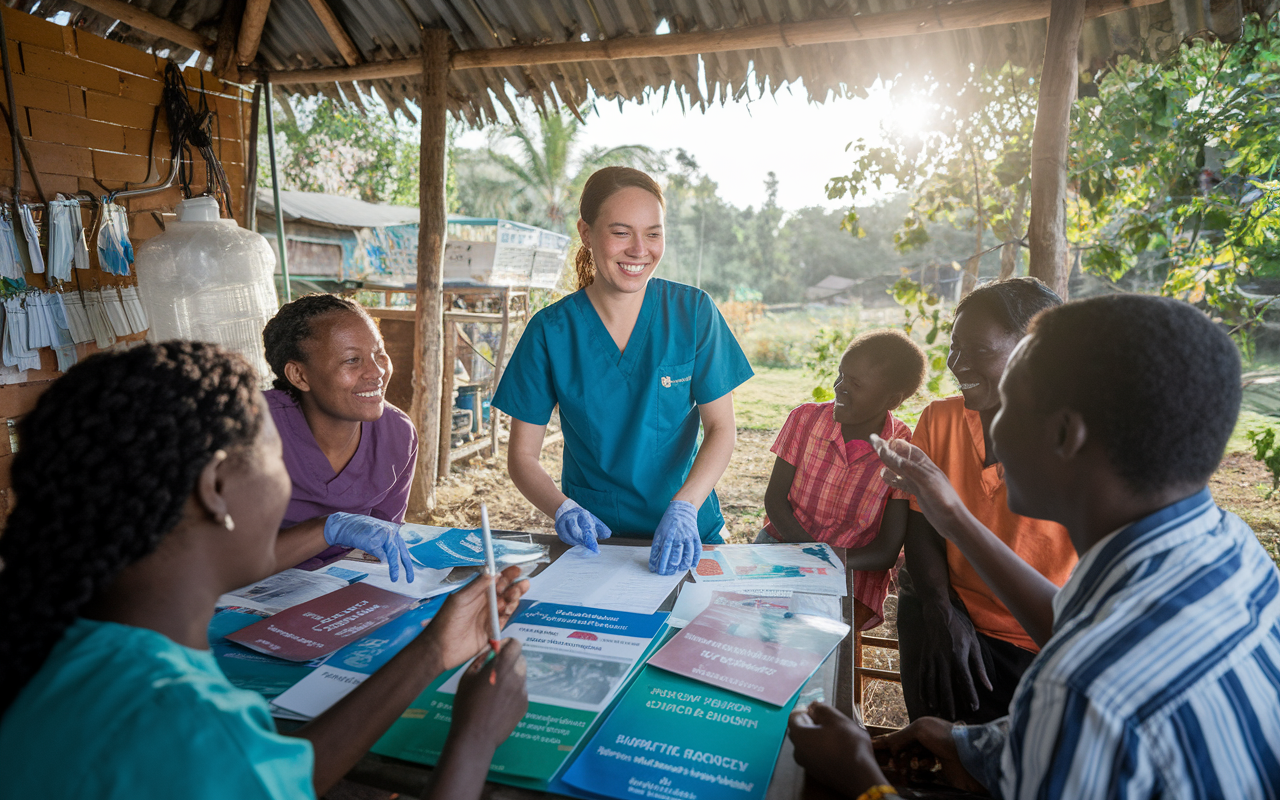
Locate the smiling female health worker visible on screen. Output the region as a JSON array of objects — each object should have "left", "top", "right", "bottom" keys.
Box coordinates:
[
  {"left": 493, "top": 167, "right": 753, "bottom": 575},
  {"left": 262, "top": 295, "right": 417, "bottom": 581}
]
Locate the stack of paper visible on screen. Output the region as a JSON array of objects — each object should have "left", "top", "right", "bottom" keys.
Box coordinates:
[
  {"left": 272, "top": 595, "right": 448, "bottom": 719},
  {"left": 522, "top": 545, "right": 687, "bottom": 615}
]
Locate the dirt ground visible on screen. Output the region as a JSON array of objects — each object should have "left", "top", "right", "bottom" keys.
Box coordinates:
[{"left": 417, "top": 425, "right": 1280, "bottom": 730}]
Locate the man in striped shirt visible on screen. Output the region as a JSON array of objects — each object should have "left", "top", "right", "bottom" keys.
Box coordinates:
[{"left": 788, "top": 294, "right": 1280, "bottom": 800}]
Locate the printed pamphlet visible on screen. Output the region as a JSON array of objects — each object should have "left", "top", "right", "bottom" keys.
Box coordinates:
[
  {"left": 561, "top": 665, "right": 798, "bottom": 800},
  {"left": 647, "top": 592, "right": 849, "bottom": 706},
  {"left": 692, "top": 542, "right": 847, "bottom": 596},
  {"left": 226, "top": 583, "right": 417, "bottom": 662}
]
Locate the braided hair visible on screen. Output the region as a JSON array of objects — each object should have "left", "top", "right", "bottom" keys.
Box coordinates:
[
  {"left": 0, "top": 341, "right": 263, "bottom": 712},
  {"left": 574, "top": 167, "right": 665, "bottom": 291},
  {"left": 262, "top": 293, "right": 374, "bottom": 401}
]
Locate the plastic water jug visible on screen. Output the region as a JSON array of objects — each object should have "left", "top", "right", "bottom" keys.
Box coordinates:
[{"left": 134, "top": 196, "right": 279, "bottom": 384}]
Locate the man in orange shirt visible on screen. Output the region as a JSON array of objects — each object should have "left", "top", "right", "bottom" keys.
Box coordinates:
[{"left": 898, "top": 278, "right": 1075, "bottom": 723}]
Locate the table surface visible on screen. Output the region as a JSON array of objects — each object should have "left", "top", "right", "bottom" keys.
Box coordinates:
[{"left": 344, "top": 534, "right": 855, "bottom": 800}]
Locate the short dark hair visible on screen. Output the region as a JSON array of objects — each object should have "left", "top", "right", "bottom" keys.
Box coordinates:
[
  {"left": 1022, "top": 294, "right": 1241, "bottom": 494},
  {"left": 0, "top": 341, "right": 263, "bottom": 712},
  {"left": 955, "top": 277, "right": 1063, "bottom": 336},
  {"left": 262, "top": 293, "right": 374, "bottom": 400},
  {"left": 846, "top": 329, "right": 928, "bottom": 399}
]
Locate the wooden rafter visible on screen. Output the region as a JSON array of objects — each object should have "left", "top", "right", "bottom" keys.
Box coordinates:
[
  {"left": 264, "top": 0, "right": 1162, "bottom": 84},
  {"left": 303, "top": 0, "right": 362, "bottom": 66},
  {"left": 73, "top": 0, "right": 213, "bottom": 54},
  {"left": 237, "top": 0, "right": 273, "bottom": 66}
]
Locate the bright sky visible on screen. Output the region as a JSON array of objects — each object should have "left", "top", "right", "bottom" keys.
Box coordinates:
[{"left": 454, "top": 78, "right": 914, "bottom": 213}]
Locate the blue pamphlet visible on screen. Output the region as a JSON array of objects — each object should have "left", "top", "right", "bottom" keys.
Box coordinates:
[
  {"left": 407, "top": 527, "right": 546, "bottom": 570},
  {"left": 561, "top": 665, "right": 799, "bottom": 800}
]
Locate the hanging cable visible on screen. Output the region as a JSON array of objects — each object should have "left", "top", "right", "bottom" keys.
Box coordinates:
[{"left": 162, "top": 62, "right": 233, "bottom": 216}]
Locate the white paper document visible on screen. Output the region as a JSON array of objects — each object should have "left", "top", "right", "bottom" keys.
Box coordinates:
[
  {"left": 691, "top": 542, "right": 848, "bottom": 596},
  {"left": 522, "top": 545, "right": 686, "bottom": 615},
  {"left": 219, "top": 569, "right": 348, "bottom": 615},
  {"left": 319, "top": 560, "right": 454, "bottom": 600}
]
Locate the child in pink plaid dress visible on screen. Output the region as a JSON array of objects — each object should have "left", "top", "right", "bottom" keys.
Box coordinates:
[{"left": 759, "top": 330, "right": 926, "bottom": 630}]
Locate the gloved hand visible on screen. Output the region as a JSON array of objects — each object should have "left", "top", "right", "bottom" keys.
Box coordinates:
[
  {"left": 649, "top": 500, "right": 701, "bottom": 576},
  {"left": 554, "top": 498, "right": 612, "bottom": 554},
  {"left": 323, "top": 512, "right": 415, "bottom": 583}
]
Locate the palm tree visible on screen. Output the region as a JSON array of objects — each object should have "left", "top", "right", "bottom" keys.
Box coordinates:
[{"left": 454, "top": 106, "right": 659, "bottom": 233}]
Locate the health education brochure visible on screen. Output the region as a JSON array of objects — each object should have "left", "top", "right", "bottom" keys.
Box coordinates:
[
  {"left": 373, "top": 603, "right": 669, "bottom": 786},
  {"left": 693, "top": 542, "right": 847, "bottom": 596},
  {"left": 226, "top": 583, "right": 418, "bottom": 662},
  {"left": 219, "top": 568, "right": 350, "bottom": 615},
  {"left": 270, "top": 594, "right": 448, "bottom": 718},
  {"left": 561, "top": 665, "right": 797, "bottom": 800},
  {"left": 648, "top": 593, "right": 850, "bottom": 706},
  {"left": 404, "top": 525, "right": 548, "bottom": 570},
  {"left": 523, "top": 545, "right": 688, "bottom": 615},
  {"left": 210, "top": 609, "right": 320, "bottom": 699}
]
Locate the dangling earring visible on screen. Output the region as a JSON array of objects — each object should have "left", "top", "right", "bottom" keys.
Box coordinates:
[{"left": 223, "top": 514, "right": 235, "bottom": 531}]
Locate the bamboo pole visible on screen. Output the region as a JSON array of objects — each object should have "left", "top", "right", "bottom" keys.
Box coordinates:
[
  {"left": 1028, "top": 0, "right": 1086, "bottom": 299},
  {"left": 303, "top": 0, "right": 362, "bottom": 66},
  {"left": 73, "top": 0, "right": 214, "bottom": 54},
  {"left": 237, "top": 0, "right": 273, "bottom": 66},
  {"left": 407, "top": 28, "right": 451, "bottom": 515},
  {"left": 265, "top": 0, "right": 1160, "bottom": 84}
]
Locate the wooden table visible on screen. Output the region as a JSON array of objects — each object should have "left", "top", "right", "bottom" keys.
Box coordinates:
[{"left": 343, "top": 534, "right": 855, "bottom": 800}]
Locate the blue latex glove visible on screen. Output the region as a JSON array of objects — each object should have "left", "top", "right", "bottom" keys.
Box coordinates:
[
  {"left": 649, "top": 500, "right": 701, "bottom": 576},
  {"left": 323, "top": 512, "right": 415, "bottom": 583},
  {"left": 555, "top": 498, "right": 612, "bottom": 554}
]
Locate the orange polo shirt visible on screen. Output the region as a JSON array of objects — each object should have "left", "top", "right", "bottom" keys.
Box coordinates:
[{"left": 908, "top": 396, "right": 1077, "bottom": 651}]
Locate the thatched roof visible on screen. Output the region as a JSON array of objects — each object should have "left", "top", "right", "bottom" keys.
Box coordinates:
[{"left": 18, "top": 0, "right": 1273, "bottom": 126}]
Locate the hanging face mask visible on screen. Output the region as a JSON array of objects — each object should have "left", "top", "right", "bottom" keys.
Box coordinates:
[
  {"left": 96, "top": 202, "right": 134, "bottom": 277},
  {"left": 47, "top": 199, "right": 77, "bottom": 282},
  {"left": 0, "top": 209, "right": 22, "bottom": 281},
  {"left": 2, "top": 295, "right": 40, "bottom": 371},
  {"left": 60, "top": 291, "right": 94, "bottom": 344},
  {"left": 47, "top": 291, "right": 76, "bottom": 372},
  {"left": 83, "top": 289, "right": 116, "bottom": 349},
  {"left": 119, "top": 285, "right": 148, "bottom": 334},
  {"left": 17, "top": 205, "right": 45, "bottom": 275},
  {"left": 69, "top": 201, "right": 90, "bottom": 272},
  {"left": 100, "top": 287, "right": 131, "bottom": 338}
]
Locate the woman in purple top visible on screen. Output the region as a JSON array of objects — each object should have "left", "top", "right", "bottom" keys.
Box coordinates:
[{"left": 262, "top": 294, "right": 417, "bottom": 580}]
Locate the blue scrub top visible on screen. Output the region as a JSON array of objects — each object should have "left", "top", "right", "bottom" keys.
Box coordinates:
[
  {"left": 0, "top": 618, "right": 316, "bottom": 799},
  {"left": 493, "top": 278, "right": 754, "bottom": 541}
]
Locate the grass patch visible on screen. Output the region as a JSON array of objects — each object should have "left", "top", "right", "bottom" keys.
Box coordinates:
[{"left": 735, "top": 367, "right": 816, "bottom": 430}]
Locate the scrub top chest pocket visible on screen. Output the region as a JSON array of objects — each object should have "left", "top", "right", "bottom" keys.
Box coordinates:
[{"left": 656, "top": 360, "right": 696, "bottom": 443}]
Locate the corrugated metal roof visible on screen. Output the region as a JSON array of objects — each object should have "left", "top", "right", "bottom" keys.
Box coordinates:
[
  {"left": 25, "top": 0, "right": 1277, "bottom": 126},
  {"left": 255, "top": 188, "right": 425, "bottom": 228}
]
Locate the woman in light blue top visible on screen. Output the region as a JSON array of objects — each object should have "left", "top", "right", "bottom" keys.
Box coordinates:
[
  {"left": 0, "top": 342, "right": 530, "bottom": 800},
  {"left": 494, "top": 167, "right": 753, "bottom": 575}
]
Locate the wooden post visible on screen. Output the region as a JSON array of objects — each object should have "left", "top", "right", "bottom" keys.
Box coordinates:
[
  {"left": 1027, "top": 0, "right": 1085, "bottom": 299},
  {"left": 437, "top": 318, "right": 456, "bottom": 481},
  {"left": 407, "top": 27, "right": 451, "bottom": 515},
  {"left": 490, "top": 287, "right": 512, "bottom": 457}
]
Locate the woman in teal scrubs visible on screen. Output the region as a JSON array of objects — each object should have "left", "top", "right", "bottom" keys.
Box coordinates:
[{"left": 493, "top": 167, "right": 753, "bottom": 575}]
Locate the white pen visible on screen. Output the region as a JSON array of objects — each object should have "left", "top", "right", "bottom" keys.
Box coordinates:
[{"left": 481, "top": 503, "right": 502, "bottom": 653}]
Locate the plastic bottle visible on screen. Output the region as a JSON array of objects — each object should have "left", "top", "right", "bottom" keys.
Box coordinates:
[{"left": 134, "top": 196, "right": 279, "bottom": 384}]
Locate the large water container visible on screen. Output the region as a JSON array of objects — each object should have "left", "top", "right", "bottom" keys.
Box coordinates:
[{"left": 134, "top": 196, "right": 279, "bottom": 384}]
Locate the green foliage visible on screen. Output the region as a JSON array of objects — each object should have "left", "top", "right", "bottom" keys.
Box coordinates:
[
  {"left": 1248, "top": 427, "right": 1280, "bottom": 498},
  {"left": 261, "top": 94, "right": 439, "bottom": 208},
  {"left": 1070, "top": 14, "right": 1280, "bottom": 337},
  {"left": 827, "top": 65, "right": 1038, "bottom": 278},
  {"left": 452, "top": 105, "right": 659, "bottom": 233},
  {"left": 890, "top": 278, "right": 953, "bottom": 394}
]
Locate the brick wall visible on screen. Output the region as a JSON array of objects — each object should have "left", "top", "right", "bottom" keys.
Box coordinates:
[{"left": 0, "top": 7, "right": 251, "bottom": 517}]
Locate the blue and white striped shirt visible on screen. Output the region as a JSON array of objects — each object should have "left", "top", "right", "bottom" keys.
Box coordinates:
[{"left": 957, "top": 488, "right": 1280, "bottom": 799}]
